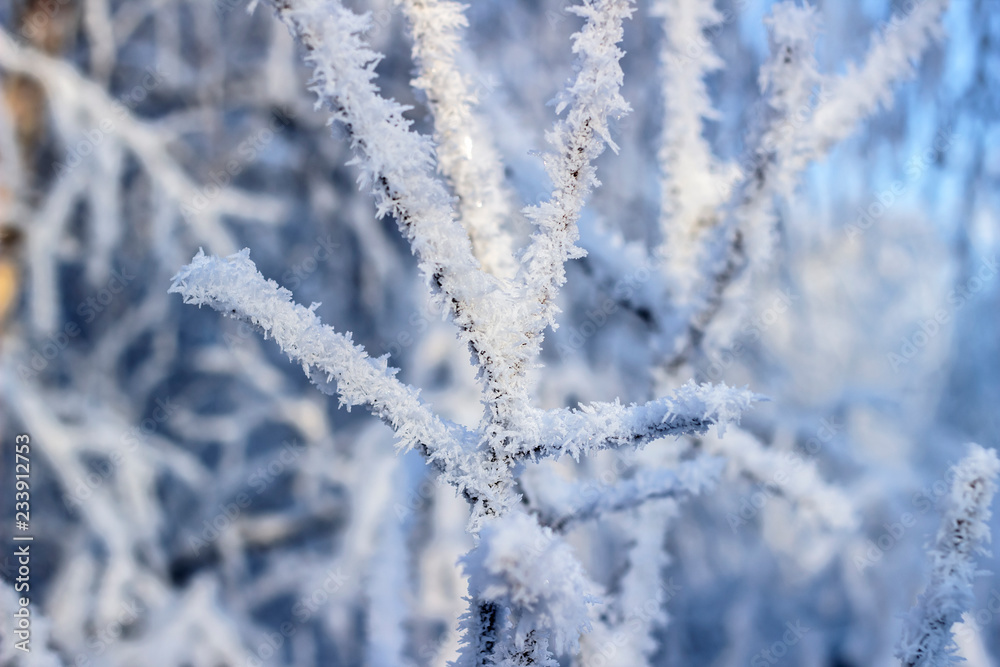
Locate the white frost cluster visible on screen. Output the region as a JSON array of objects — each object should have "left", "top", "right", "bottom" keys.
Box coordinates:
[
  {"left": 896, "top": 444, "right": 1000, "bottom": 667},
  {"left": 169, "top": 244, "right": 756, "bottom": 662},
  {"left": 459, "top": 512, "right": 598, "bottom": 661},
  {"left": 169, "top": 248, "right": 756, "bottom": 531},
  {"left": 519, "top": 0, "right": 635, "bottom": 339}
]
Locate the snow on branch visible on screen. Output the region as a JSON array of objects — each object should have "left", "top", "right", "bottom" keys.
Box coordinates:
[
  {"left": 270, "top": 0, "right": 533, "bottom": 426},
  {"left": 518, "top": 0, "right": 634, "bottom": 341},
  {"left": 169, "top": 249, "right": 757, "bottom": 532},
  {"left": 165, "top": 6, "right": 775, "bottom": 660},
  {"left": 704, "top": 426, "right": 857, "bottom": 532},
  {"left": 679, "top": 0, "right": 948, "bottom": 356},
  {"left": 526, "top": 381, "right": 760, "bottom": 461},
  {"left": 756, "top": 1, "right": 823, "bottom": 196},
  {"left": 456, "top": 512, "right": 599, "bottom": 665},
  {"left": 398, "top": 0, "right": 517, "bottom": 278},
  {"left": 806, "top": 0, "right": 948, "bottom": 158},
  {"left": 270, "top": 0, "right": 481, "bottom": 296},
  {"left": 686, "top": 2, "right": 824, "bottom": 353},
  {"left": 534, "top": 456, "right": 726, "bottom": 531},
  {"left": 651, "top": 0, "right": 736, "bottom": 302},
  {"left": 168, "top": 249, "right": 472, "bottom": 466},
  {"left": 896, "top": 443, "right": 1000, "bottom": 667}
]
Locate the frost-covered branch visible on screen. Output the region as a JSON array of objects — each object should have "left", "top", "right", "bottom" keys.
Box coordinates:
[
  {"left": 517, "top": 0, "right": 634, "bottom": 342},
  {"left": 704, "top": 426, "right": 857, "bottom": 532},
  {"left": 733, "top": 1, "right": 822, "bottom": 269},
  {"left": 168, "top": 249, "right": 473, "bottom": 468},
  {"left": 651, "top": 0, "right": 735, "bottom": 302},
  {"left": 455, "top": 512, "right": 598, "bottom": 666},
  {"left": 807, "top": 0, "right": 949, "bottom": 159},
  {"left": 686, "top": 0, "right": 947, "bottom": 353},
  {"left": 270, "top": 0, "right": 479, "bottom": 295},
  {"left": 680, "top": 2, "right": 822, "bottom": 354},
  {"left": 7, "top": 0, "right": 990, "bottom": 662},
  {"left": 755, "top": 2, "right": 823, "bottom": 196},
  {"left": 535, "top": 456, "right": 725, "bottom": 531},
  {"left": 398, "top": 0, "right": 517, "bottom": 278},
  {"left": 526, "top": 381, "right": 759, "bottom": 461},
  {"left": 896, "top": 443, "right": 1000, "bottom": 667},
  {"left": 169, "top": 250, "right": 758, "bottom": 531},
  {"left": 269, "top": 0, "right": 533, "bottom": 426}
]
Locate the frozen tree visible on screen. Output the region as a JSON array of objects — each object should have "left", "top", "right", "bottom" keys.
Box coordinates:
[
  {"left": 165, "top": 0, "right": 997, "bottom": 663},
  {"left": 1, "top": 0, "right": 999, "bottom": 665}
]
